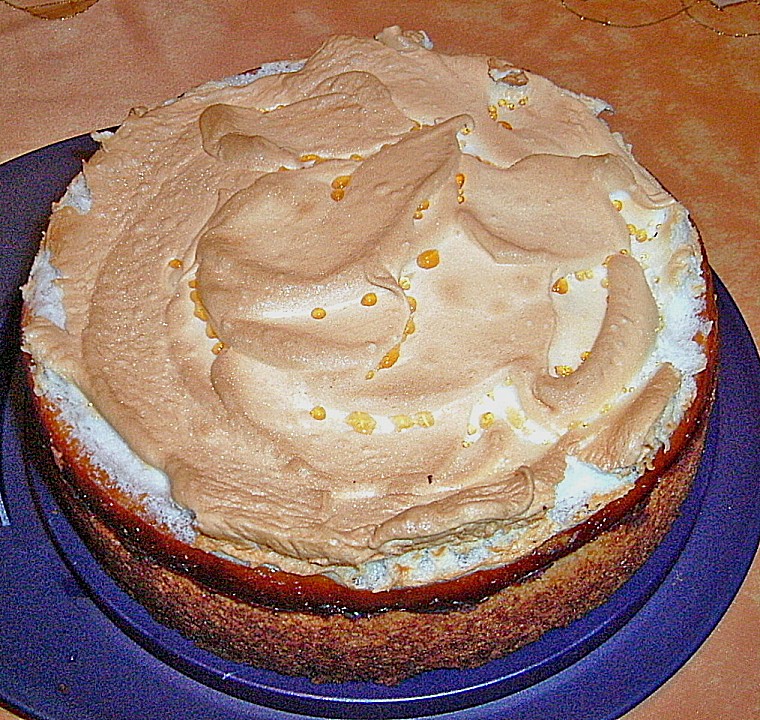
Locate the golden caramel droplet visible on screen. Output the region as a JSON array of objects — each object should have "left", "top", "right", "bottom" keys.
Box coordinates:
[
  {"left": 361, "top": 292, "right": 378, "bottom": 307},
  {"left": 310, "top": 406, "right": 327, "bottom": 421},
  {"left": 188, "top": 278, "right": 198, "bottom": 289},
  {"left": 168, "top": 258, "right": 183, "bottom": 269},
  {"left": 413, "top": 411, "right": 435, "bottom": 428},
  {"left": 391, "top": 414, "right": 415, "bottom": 432},
  {"left": 399, "top": 277, "right": 411, "bottom": 290},
  {"left": 612, "top": 199, "right": 624, "bottom": 211},
  {"left": 330, "top": 188, "right": 345, "bottom": 202},
  {"left": 416, "top": 249, "right": 440, "bottom": 269},
  {"left": 554, "top": 365, "right": 575, "bottom": 377},
  {"left": 346, "top": 411, "right": 376, "bottom": 435},
  {"left": 487, "top": 105, "right": 498, "bottom": 120},
  {"left": 498, "top": 120, "right": 513, "bottom": 130},
  {"left": 311, "top": 307, "right": 327, "bottom": 320},
  {"left": 551, "top": 277, "right": 569, "bottom": 295},
  {"left": 403, "top": 317, "right": 416, "bottom": 336},
  {"left": 407, "top": 296, "right": 417, "bottom": 313},
  {"left": 331, "top": 175, "right": 352, "bottom": 190},
  {"left": 211, "top": 341, "right": 225, "bottom": 355},
  {"left": 580, "top": 350, "right": 592, "bottom": 362},
  {"left": 365, "top": 370, "right": 376, "bottom": 380},
  {"left": 506, "top": 408, "right": 526, "bottom": 429},
  {"left": 379, "top": 344, "right": 401, "bottom": 369},
  {"left": 456, "top": 173, "right": 467, "bottom": 203},
  {"left": 414, "top": 200, "right": 431, "bottom": 220},
  {"left": 479, "top": 412, "right": 496, "bottom": 429}
]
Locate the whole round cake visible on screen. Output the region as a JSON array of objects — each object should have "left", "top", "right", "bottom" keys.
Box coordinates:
[{"left": 21, "top": 27, "right": 717, "bottom": 683}]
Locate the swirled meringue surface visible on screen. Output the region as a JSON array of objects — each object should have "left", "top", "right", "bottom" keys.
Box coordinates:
[{"left": 23, "top": 27, "right": 709, "bottom": 585}]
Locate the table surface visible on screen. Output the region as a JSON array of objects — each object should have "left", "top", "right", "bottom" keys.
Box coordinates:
[{"left": 1, "top": 1, "right": 758, "bottom": 718}]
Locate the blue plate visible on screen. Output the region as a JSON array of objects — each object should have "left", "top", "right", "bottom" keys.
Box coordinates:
[{"left": 1, "top": 136, "right": 759, "bottom": 720}]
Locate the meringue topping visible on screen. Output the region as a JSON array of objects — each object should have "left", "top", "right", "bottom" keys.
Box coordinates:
[{"left": 23, "top": 28, "right": 709, "bottom": 585}]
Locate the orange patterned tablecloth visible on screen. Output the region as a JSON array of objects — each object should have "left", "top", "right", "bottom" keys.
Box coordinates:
[{"left": 1, "top": 1, "right": 758, "bottom": 718}]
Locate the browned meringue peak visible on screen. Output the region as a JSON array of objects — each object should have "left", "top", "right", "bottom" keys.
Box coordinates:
[
  {"left": 232, "top": 32, "right": 657, "bottom": 188},
  {"left": 459, "top": 153, "right": 648, "bottom": 270},
  {"left": 571, "top": 362, "right": 682, "bottom": 471},
  {"left": 195, "top": 115, "right": 468, "bottom": 370},
  {"left": 374, "top": 26, "right": 432, "bottom": 53},
  {"left": 199, "top": 71, "right": 415, "bottom": 169},
  {"left": 533, "top": 252, "right": 660, "bottom": 424},
  {"left": 371, "top": 432, "right": 580, "bottom": 552},
  {"left": 371, "top": 462, "right": 536, "bottom": 551}
]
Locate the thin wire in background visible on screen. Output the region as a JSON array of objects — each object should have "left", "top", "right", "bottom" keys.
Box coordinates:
[{"left": 559, "top": 0, "right": 760, "bottom": 37}]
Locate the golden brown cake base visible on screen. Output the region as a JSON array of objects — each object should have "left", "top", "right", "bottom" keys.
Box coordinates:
[{"left": 24, "top": 369, "right": 712, "bottom": 685}]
